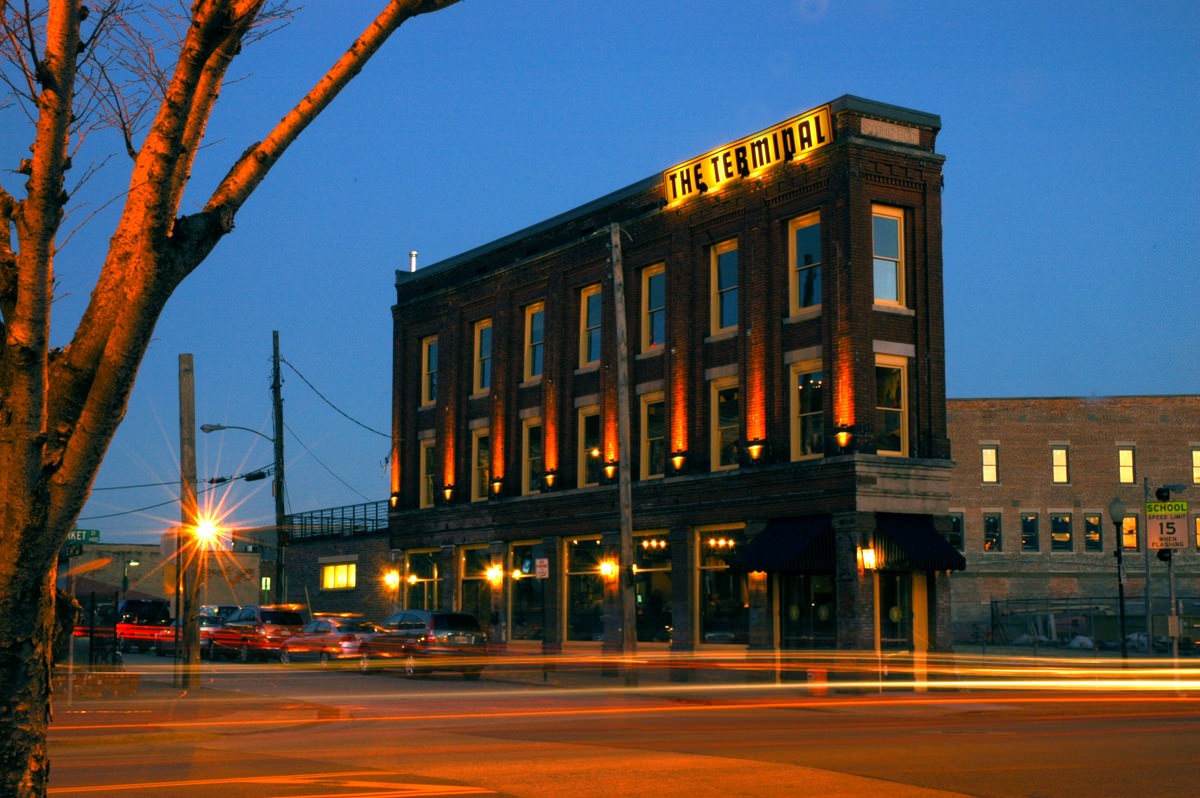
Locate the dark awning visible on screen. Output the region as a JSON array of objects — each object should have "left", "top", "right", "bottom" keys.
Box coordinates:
[
  {"left": 731, "top": 516, "right": 834, "bottom": 573},
  {"left": 874, "top": 513, "right": 966, "bottom": 571}
]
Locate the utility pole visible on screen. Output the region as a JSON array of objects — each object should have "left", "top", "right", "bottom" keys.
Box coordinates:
[
  {"left": 178, "top": 354, "right": 200, "bottom": 689},
  {"left": 609, "top": 224, "right": 637, "bottom": 685},
  {"left": 272, "top": 331, "right": 288, "bottom": 603}
]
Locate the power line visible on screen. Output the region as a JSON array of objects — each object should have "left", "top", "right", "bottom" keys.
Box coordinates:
[
  {"left": 284, "top": 422, "right": 372, "bottom": 502},
  {"left": 280, "top": 356, "right": 389, "bottom": 438}
]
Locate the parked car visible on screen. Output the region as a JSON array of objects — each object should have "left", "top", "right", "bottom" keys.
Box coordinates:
[
  {"left": 209, "top": 604, "right": 306, "bottom": 662},
  {"left": 153, "top": 614, "right": 224, "bottom": 658},
  {"left": 199, "top": 604, "right": 240, "bottom": 622},
  {"left": 279, "top": 615, "right": 379, "bottom": 666},
  {"left": 360, "top": 610, "right": 487, "bottom": 679},
  {"left": 116, "top": 598, "right": 173, "bottom": 652}
]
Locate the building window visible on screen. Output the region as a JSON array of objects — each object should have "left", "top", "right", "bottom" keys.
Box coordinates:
[
  {"left": 981, "top": 445, "right": 999, "bottom": 483},
  {"left": 460, "top": 547, "right": 492, "bottom": 630},
  {"left": 420, "top": 336, "right": 437, "bottom": 406},
  {"left": 711, "top": 239, "right": 738, "bottom": 334},
  {"left": 566, "top": 537, "right": 605, "bottom": 642},
  {"left": 790, "top": 364, "right": 823, "bottom": 459},
  {"left": 471, "top": 429, "right": 490, "bottom": 503},
  {"left": 642, "top": 263, "right": 666, "bottom": 352},
  {"left": 711, "top": 378, "right": 740, "bottom": 470},
  {"left": 984, "top": 512, "right": 1002, "bottom": 552},
  {"left": 872, "top": 205, "right": 904, "bottom": 305},
  {"left": 579, "top": 284, "right": 602, "bottom": 367},
  {"left": 698, "top": 528, "right": 747, "bottom": 644},
  {"left": 1084, "top": 514, "right": 1103, "bottom": 552},
  {"left": 320, "top": 561, "right": 356, "bottom": 591},
  {"left": 419, "top": 439, "right": 436, "bottom": 509},
  {"left": 1051, "top": 513, "right": 1072, "bottom": 552},
  {"left": 522, "top": 420, "right": 543, "bottom": 495},
  {"left": 1116, "top": 446, "right": 1135, "bottom": 484},
  {"left": 947, "top": 513, "right": 964, "bottom": 551},
  {"left": 875, "top": 355, "right": 907, "bottom": 456},
  {"left": 788, "top": 212, "right": 821, "bottom": 315},
  {"left": 633, "top": 532, "right": 673, "bottom": 642},
  {"left": 1121, "top": 515, "right": 1139, "bottom": 551},
  {"left": 1195, "top": 517, "right": 1200, "bottom": 550},
  {"left": 1192, "top": 448, "right": 1200, "bottom": 485},
  {"left": 641, "top": 393, "right": 666, "bottom": 479},
  {"left": 474, "top": 319, "right": 492, "bottom": 393},
  {"left": 1051, "top": 446, "right": 1070, "bottom": 484},
  {"left": 524, "top": 302, "right": 545, "bottom": 381},
  {"left": 510, "top": 541, "right": 546, "bottom": 641},
  {"left": 578, "top": 406, "right": 601, "bottom": 487},
  {"left": 405, "top": 550, "right": 441, "bottom": 610},
  {"left": 1021, "top": 513, "right": 1039, "bottom": 552}
]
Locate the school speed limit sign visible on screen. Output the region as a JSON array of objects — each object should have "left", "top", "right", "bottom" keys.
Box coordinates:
[{"left": 1145, "top": 500, "right": 1188, "bottom": 549}]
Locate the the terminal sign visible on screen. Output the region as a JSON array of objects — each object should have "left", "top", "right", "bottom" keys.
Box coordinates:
[{"left": 663, "top": 104, "right": 833, "bottom": 208}]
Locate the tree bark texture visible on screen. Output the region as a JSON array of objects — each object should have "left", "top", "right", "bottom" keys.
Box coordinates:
[{"left": 0, "top": 2, "right": 461, "bottom": 795}]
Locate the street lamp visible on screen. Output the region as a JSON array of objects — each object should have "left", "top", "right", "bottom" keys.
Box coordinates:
[
  {"left": 121, "top": 559, "right": 140, "bottom": 595},
  {"left": 201, "top": 422, "right": 286, "bottom": 602},
  {"left": 1108, "top": 496, "right": 1128, "bottom": 660}
]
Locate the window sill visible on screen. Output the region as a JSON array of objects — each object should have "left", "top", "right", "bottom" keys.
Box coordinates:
[
  {"left": 519, "top": 376, "right": 543, "bottom": 389},
  {"left": 636, "top": 348, "right": 663, "bottom": 360},
  {"left": 784, "top": 307, "right": 822, "bottom": 324},
  {"left": 872, "top": 303, "right": 915, "bottom": 317},
  {"left": 704, "top": 329, "right": 737, "bottom": 344},
  {"left": 574, "top": 363, "right": 600, "bottom": 376}
]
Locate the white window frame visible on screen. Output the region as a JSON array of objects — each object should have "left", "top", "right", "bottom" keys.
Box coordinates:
[
  {"left": 710, "top": 377, "right": 740, "bottom": 471},
  {"left": 524, "top": 302, "right": 545, "bottom": 382},
  {"left": 420, "top": 335, "right": 438, "bottom": 407},
  {"left": 710, "top": 239, "right": 738, "bottom": 335},
  {"left": 641, "top": 392, "right": 666, "bottom": 480},
  {"left": 578, "top": 406, "right": 601, "bottom": 487},
  {"left": 419, "top": 439, "right": 436, "bottom": 509},
  {"left": 874, "top": 354, "right": 907, "bottom": 456},
  {"left": 522, "top": 418, "right": 543, "bottom": 496},
  {"left": 474, "top": 319, "right": 492, "bottom": 394},
  {"left": 788, "top": 212, "right": 821, "bottom": 316},
  {"left": 872, "top": 205, "right": 905, "bottom": 306},
  {"left": 579, "top": 284, "right": 602, "bottom": 368},
  {"left": 471, "top": 428, "right": 491, "bottom": 503},
  {"left": 789, "top": 360, "right": 823, "bottom": 460},
  {"left": 642, "top": 262, "right": 666, "bottom": 353}
]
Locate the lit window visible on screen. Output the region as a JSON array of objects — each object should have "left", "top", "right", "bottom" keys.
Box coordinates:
[
  {"left": 420, "top": 336, "right": 438, "bottom": 406},
  {"left": 1121, "top": 515, "right": 1139, "bottom": 551},
  {"left": 1084, "top": 515, "right": 1103, "bottom": 552},
  {"left": 474, "top": 319, "right": 492, "bottom": 393},
  {"left": 788, "top": 212, "right": 821, "bottom": 314},
  {"left": 1021, "top": 513, "right": 1039, "bottom": 552},
  {"left": 578, "top": 407, "right": 601, "bottom": 487},
  {"left": 1192, "top": 448, "right": 1199, "bottom": 485},
  {"left": 711, "top": 239, "right": 738, "bottom": 334},
  {"left": 419, "top": 439, "right": 436, "bottom": 509},
  {"left": 1051, "top": 513, "right": 1072, "bottom": 552},
  {"left": 711, "top": 378, "right": 740, "bottom": 471},
  {"left": 875, "top": 355, "right": 907, "bottom": 455},
  {"left": 981, "top": 445, "right": 999, "bottom": 483},
  {"left": 321, "top": 561, "right": 356, "bottom": 590},
  {"left": 642, "top": 263, "right": 666, "bottom": 352},
  {"left": 1051, "top": 446, "right": 1070, "bottom": 484},
  {"left": 641, "top": 393, "right": 666, "bottom": 479},
  {"left": 525, "top": 302, "right": 545, "bottom": 381},
  {"left": 790, "top": 364, "right": 823, "bottom": 459},
  {"left": 471, "top": 429, "right": 490, "bottom": 503},
  {"left": 1115, "top": 446, "right": 1135, "bottom": 484},
  {"left": 872, "top": 205, "right": 904, "bottom": 305},
  {"left": 697, "top": 527, "right": 748, "bottom": 645},
  {"left": 580, "top": 284, "right": 602, "bottom": 367},
  {"left": 983, "top": 512, "right": 1002, "bottom": 552},
  {"left": 522, "top": 420, "right": 543, "bottom": 495}
]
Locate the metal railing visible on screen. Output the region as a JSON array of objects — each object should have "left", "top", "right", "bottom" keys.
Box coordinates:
[{"left": 286, "top": 500, "right": 389, "bottom": 541}]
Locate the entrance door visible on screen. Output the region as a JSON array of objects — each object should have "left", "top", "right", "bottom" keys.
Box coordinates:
[
  {"left": 877, "top": 571, "right": 913, "bottom": 650},
  {"left": 780, "top": 573, "right": 836, "bottom": 649}
]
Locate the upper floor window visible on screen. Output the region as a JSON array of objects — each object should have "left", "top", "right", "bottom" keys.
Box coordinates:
[
  {"left": 522, "top": 419, "right": 543, "bottom": 495},
  {"left": 1051, "top": 446, "right": 1070, "bottom": 484},
  {"left": 788, "top": 212, "right": 821, "bottom": 315},
  {"left": 578, "top": 406, "right": 601, "bottom": 487},
  {"left": 984, "top": 512, "right": 1002, "bottom": 552},
  {"left": 641, "top": 392, "right": 666, "bottom": 480},
  {"left": 579, "top": 284, "right": 602, "bottom": 368},
  {"left": 1084, "top": 514, "right": 1103, "bottom": 552},
  {"left": 1051, "top": 513, "right": 1073, "bottom": 552},
  {"left": 1021, "top": 513, "right": 1040, "bottom": 552},
  {"left": 642, "top": 263, "right": 666, "bottom": 352},
  {"left": 790, "top": 364, "right": 823, "bottom": 459},
  {"left": 874, "top": 355, "right": 907, "bottom": 456},
  {"left": 711, "top": 239, "right": 738, "bottom": 334},
  {"left": 981, "top": 445, "right": 999, "bottom": 483},
  {"left": 419, "top": 439, "right": 436, "bottom": 509},
  {"left": 525, "top": 302, "right": 545, "bottom": 381},
  {"left": 420, "top": 336, "right": 438, "bottom": 406},
  {"left": 1117, "top": 446, "right": 1135, "bottom": 484},
  {"left": 1192, "top": 448, "right": 1199, "bottom": 485},
  {"left": 872, "top": 205, "right": 905, "bottom": 306},
  {"left": 711, "top": 378, "right": 740, "bottom": 471},
  {"left": 471, "top": 429, "right": 491, "bottom": 503},
  {"left": 946, "top": 513, "right": 964, "bottom": 551},
  {"left": 474, "top": 320, "right": 492, "bottom": 393}
]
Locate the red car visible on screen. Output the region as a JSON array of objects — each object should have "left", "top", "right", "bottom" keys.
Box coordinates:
[
  {"left": 279, "top": 615, "right": 378, "bottom": 666},
  {"left": 209, "top": 605, "right": 306, "bottom": 662},
  {"left": 359, "top": 610, "right": 487, "bottom": 679}
]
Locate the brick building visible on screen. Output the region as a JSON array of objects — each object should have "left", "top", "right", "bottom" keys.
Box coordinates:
[
  {"left": 366, "top": 96, "right": 964, "bottom": 660},
  {"left": 945, "top": 395, "right": 1200, "bottom": 646}
]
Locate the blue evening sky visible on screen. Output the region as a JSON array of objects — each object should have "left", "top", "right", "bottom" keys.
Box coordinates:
[{"left": 11, "top": 1, "right": 1194, "bottom": 543}]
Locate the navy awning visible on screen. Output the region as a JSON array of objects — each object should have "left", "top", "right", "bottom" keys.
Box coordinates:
[
  {"left": 731, "top": 516, "right": 834, "bottom": 573},
  {"left": 874, "top": 513, "right": 966, "bottom": 571}
]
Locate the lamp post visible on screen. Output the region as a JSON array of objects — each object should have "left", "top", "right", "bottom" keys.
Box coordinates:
[
  {"left": 121, "top": 559, "right": 140, "bottom": 596},
  {"left": 1108, "top": 496, "right": 1128, "bottom": 660},
  {"left": 201, "top": 421, "right": 286, "bottom": 602}
]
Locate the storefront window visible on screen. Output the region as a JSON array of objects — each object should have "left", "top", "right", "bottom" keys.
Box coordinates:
[
  {"left": 510, "top": 542, "right": 546, "bottom": 640},
  {"left": 878, "top": 571, "right": 913, "bottom": 650},
  {"left": 566, "top": 538, "right": 605, "bottom": 641},
  {"left": 460, "top": 546, "right": 492, "bottom": 633},
  {"left": 405, "top": 550, "right": 441, "bottom": 610},
  {"left": 780, "top": 573, "right": 835, "bottom": 649},
  {"left": 634, "top": 533, "right": 672, "bottom": 642},
  {"left": 698, "top": 530, "right": 747, "bottom": 644}
]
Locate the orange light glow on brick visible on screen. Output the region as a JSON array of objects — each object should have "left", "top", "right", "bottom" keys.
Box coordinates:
[
  {"left": 544, "top": 390, "right": 558, "bottom": 473},
  {"left": 834, "top": 335, "right": 855, "bottom": 432},
  {"left": 671, "top": 360, "right": 688, "bottom": 455}
]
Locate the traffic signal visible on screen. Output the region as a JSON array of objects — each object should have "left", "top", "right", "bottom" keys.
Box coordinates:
[
  {"left": 1155, "top": 486, "right": 1171, "bottom": 501},
  {"left": 1157, "top": 548, "right": 1172, "bottom": 563}
]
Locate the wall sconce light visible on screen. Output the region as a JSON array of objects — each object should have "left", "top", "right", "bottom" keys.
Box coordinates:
[
  {"left": 599, "top": 558, "right": 619, "bottom": 581},
  {"left": 603, "top": 460, "right": 618, "bottom": 481},
  {"left": 389, "top": 491, "right": 400, "bottom": 509},
  {"left": 406, "top": 573, "right": 419, "bottom": 585},
  {"left": 442, "top": 484, "right": 454, "bottom": 503},
  {"left": 747, "top": 439, "right": 766, "bottom": 462},
  {"left": 835, "top": 424, "right": 854, "bottom": 450},
  {"left": 383, "top": 570, "right": 401, "bottom": 590},
  {"left": 670, "top": 450, "right": 687, "bottom": 474},
  {"left": 486, "top": 563, "right": 504, "bottom": 588},
  {"left": 857, "top": 545, "right": 877, "bottom": 573},
  {"left": 542, "top": 469, "right": 557, "bottom": 491},
  {"left": 511, "top": 568, "right": 524, "bottom": 581},
  {"left": 490, "top": 476, "right": 504, "bottom": 498}
]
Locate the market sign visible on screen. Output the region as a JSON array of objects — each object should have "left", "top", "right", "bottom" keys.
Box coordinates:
[
  {"left": 663, "top": 103, "right": 833, "bottom": 208},
  {"left": 68, "top": 528, "right": 101, "bottom": 544},
  {"left": 1145, "top": 500, "right": 1188, "bottom": 550}
]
